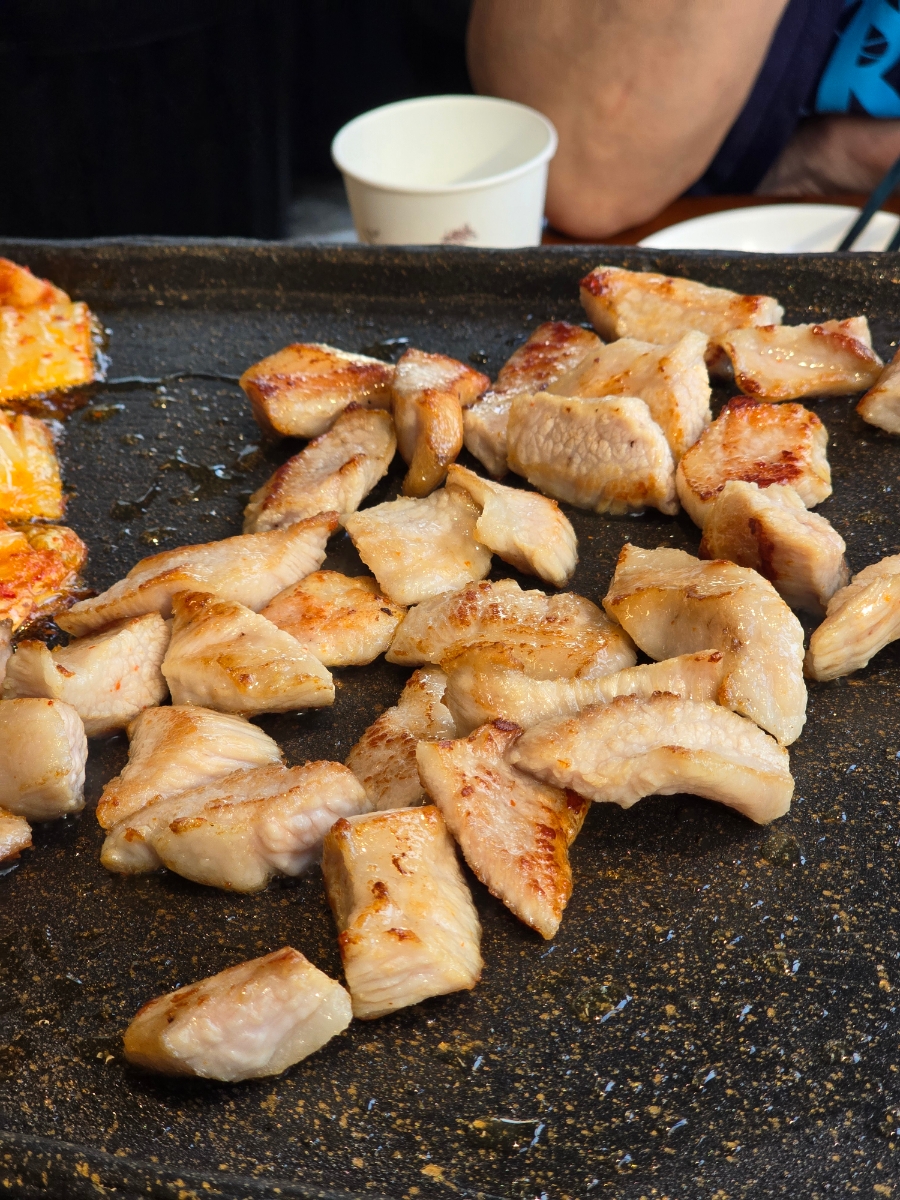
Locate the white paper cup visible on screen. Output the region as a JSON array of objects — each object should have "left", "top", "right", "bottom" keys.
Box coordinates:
[{"left": 331, "top": 94, "right": 557, "bottom": 248}]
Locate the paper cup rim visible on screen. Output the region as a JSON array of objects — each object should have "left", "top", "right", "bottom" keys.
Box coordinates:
[{"left": 331, "top": 94, "right": 558, "bottom": 196}]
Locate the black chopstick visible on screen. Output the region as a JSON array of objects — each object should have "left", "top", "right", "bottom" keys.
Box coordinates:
[{"left": 837, "top": 150, "right": 900, "bottom": 250}]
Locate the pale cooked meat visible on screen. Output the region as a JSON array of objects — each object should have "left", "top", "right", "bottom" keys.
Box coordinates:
[
  {"left": 0, "top": 807, "right": 31, "bottom": 862},
  {"left": 58, "top": 512, "right": 337, "bottom": 637},
  {"left": 579, "top": 265, "right": 783, "bottom": 346},
  {"left": 699, "top": 481, "right": 848, "bottom": 616},
  {"left": 122, "top": 947, "right": 352, "bottom": 1081},
  {"left": 507, "top": 392, "right": 678, "bottom": 516},
  {"left": 101, "top": 761, "right": 370, "bottom": 889},
  {"left": 3, "top": 613, "right": 169, "bottom": 736},
  {"left": 805, "top": 554, "right": 900, "bottom": 681},
  {"left": 510, "top": 693, "right": 793, "bottom": 825},
  {"left": 0, "top": 411, "right": 64, "bottom": 520},
  {"left": 0, "top": 698, "right": 87, "bottom": 820},
  {"left": 0, "top": 619, "right": 10, "bottom": 689},
  {"left": 322, "top": 806, "right": 482, "bottom": 1019},
  {"left": 341, "top": 489, "right": 492, "bottom": 606},
  {"left": 417, "top": 720, "right": 588, "bottom": 939},
  {"left": 161, "top": 590, "right": 334, "bottom": 715},
  {"left": 387, "top": 578, "right": 636, "bottom": 679},
  {"left": 858, "top": 347, "right": 900, "bottom": 433},
  {"left": 722, "top": 319, "right": 882, "bottom": 400},
  {"left": 554, "top": 331, "right": 711, "bottom": 460},
  {"left": 675, "top": 397, "right": 831, "bottom": 529},
  {"left": 261, "top": 571, "right": 405, "bottom": 667},
  {"left": 463, "top": 321, "right": 601, "bottom": 478},
  {"left": 0, "top": 257, "right": 97, "bottom": 404},
  {"left": 445, "top": 464, "right": 578, "bottom": 587},
  {"left": 243, "top": 407, "right": 396, "bottom": 533},
  {"left": 443, "top": 643, "right": 726, "bottom": 734},
  {"left": 0, "top": 521, "right": 87, "bottom": 631},
  {"left": 346, "top": 667, "right": 456, "bottom": 810},
  {"left": 603, "top": 544, "right": 806, "bottom": 744},
  {"left": 392, "top": 348, "right": 488, "bottom": 497},
  {"left": 96, "top": 705, "right": 283, "bottom": 830},
  {"left": 240, "top": 343, "right": 394, "bottom": 439}
]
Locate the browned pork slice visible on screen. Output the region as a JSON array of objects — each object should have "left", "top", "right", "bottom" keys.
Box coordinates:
[
  {"left": 442, "top": 644, "right": 726, "bottom": 733},
  {"left": 722, "top": 318, "right": 882, "bottom": 400},
  {"left": 341, "top": 489, "right": 492, "bottom": 606},
  {"left": 463, "top": 321, "right": 601, "bottom": 478},
  {"left": 507, "top": 392, "right": 677, "bottom": 516},
  {"left": 3, "top": 613, "right": 170, "bottom": 736},
  {"left": 122, "top": 948, "right": 352, "bottom": 1081},
  {"left": 579, "top": 265, "right": 783, "bottom": 346},
  {"left": 0, "top": 698, "right": 87, "bottom": 820},
  {"left": 857, "top": 347, "right": 900, "bottom": 433},
  {"left": 554, "top": 331, "right": 711, "bottom": 459},
  {"left": 96, "top": 705, "right": 282, "bottom": 830},
  {"left": 240, "top": 343, "right": 394, "bottom": 439},
  {"left": 243, "top": 407, "right": 396, "bottom": 533},
  {"left": 510, "top": 694, "right": 793, "bottom": 824},
  {"left": 322, "top": 806, "right": 482, "bottom": 1019},
  {"left": 261, "top": 571, "right": 405, "bottom": 667},
  {"left": 0, "top": 807, "right": 31, "bottom": 862},
  {"left": 675, "top": 397, "right": 831, "bottom": 528},
  {"left": 346, "top": 667, "right": 456, "bottom": 810},
  {"left": 604, "top": 544, "right": 806, "bottom": 744},
  {"left": 805, "top": 554, "right": 900, "bottom": 681},
  {"left": 445, "top": 464, "right": 578, "bottom": 587},
  {"left": 699, "top": 481, "right": 848, "bottom": 615},
  {"left": 58, "top": 512, "right": 337, "bottom": 638},
  {"left": 392, "top": 348, "right": 488, "bottom": 497},
  {"left": 417, "top": 720, "right": 588, "bottom": 939},
  {"left": 161, "top": 590, "right": 333, "bottom": 715},
  {"left": 101, "top": 761, "right": 370, "bottom": 889},
  {"left": 387, "top": 577, "right": 636, "bottom": 679}
]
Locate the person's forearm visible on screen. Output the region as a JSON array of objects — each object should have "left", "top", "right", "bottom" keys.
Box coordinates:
[
  {"left": 468, "top": 0, "right": 789, "bottom": 239},
  {"left": 758, "top": 115, "right": 900, "bottom": 196}
]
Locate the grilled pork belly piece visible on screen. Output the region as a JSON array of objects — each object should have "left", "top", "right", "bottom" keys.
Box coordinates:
[
  {"left": 857, "top": 347, "right": 900, "bottom": 433},
  {"left": 0, "top": 257, "right": 96, "bottom": 404},
  {"left": 443, "top": 644, "right": 726, "bottom": 734},
  {"left": 0, "top": 807, "right": 31, "bottom": 862},
  {"left": 240, "top": 343, "right": 394, "bottom": 439},
  {"left": 0, "top": 698, "right": 87, "bottom": 820},
  {"left": 507, "top": 392, "right": 678, "bottom": 516},
  {"left": 322, "top": 806, "right": 482, "bottom": 1019},
  {"left": 699, "top": 481, "right": 848, "bottom": 615},
  {"left": 463, "top": 321, "right": 601, "bottom": 478},
  {"left": 0, "top": 522, "right": 87, "bottom": 630},
  {"left": 122, "top": 947, "right": 352, "bottom": 1081},
  {"left": 805, "top": 554, "right": 900, "bottom": 681},
  {"left": 262, "top": 571, "right": 405, "bottom": 667},
  {"left": 392, "top": 348, "right": 487, "bottom": 497},
  {"left": 58, "top": 512, "right": 336, "bottom": 638},
  {"left": 604, "top": 544, "right": 806, "bottom": 744},
  {"left": 3, "top": 613, "right": 170, "bottom": 736},
  {"left": 554, "top": 331, "right": 711, "bottom": 460},
  {"left": 675, "top": 398, "right": 831, "bottom": 529},
  {"left": 579, "top": 265, "right": 783, "bottom": 347},
  {"left": 417, "top": 720, "right": 588, "bottom": 939},
  {"left": 161, "top": 590, "right": 334, "bottom": 715},
  {"left": 102, "top": 761, "right": 369, "bottom": 889},
  {"left": 346, "top": 667, "right": 456, "bottom": 810},
  {"left": 243, "top": 408, "right": 396, "bottom": 533},
  {"left": 387, "top": 578, "right": 636, "bottom": 679},
  {"left": 445, "top": 464, "right": 577, "bottom": 588},
  {"left": 342, "top": 489, "right": 492, "bottom": 606},
  {"left": 722, "top": 318, "right": 882, "bottom": 400},
  {"left": 0, "top": 411, "right": 64, "bottom": 520},
  {"left": 511, "top": 694, "right": 793, "bottom": 824},
  {"left": 96, "top": 705, "right": 282, "bottom": 830}
]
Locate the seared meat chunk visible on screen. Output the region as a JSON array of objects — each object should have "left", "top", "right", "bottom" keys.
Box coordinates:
[
  {"left": 858, "top": 347, "right": 900, "bottom": 433},
  {"left": 0, "top": 619, "right": 10, "bottom": 689},
  {"left": 722, "top": 318, "right": 882, "bottom": 400},
  {"left": 0, "top": 698, "right": 87, "bottom": 820},
  {"left": 0, "top": 807, "right": 31, "bottom": 862},
  {"left": 805, "top": 554, "right": 900, "bottom": 681}
]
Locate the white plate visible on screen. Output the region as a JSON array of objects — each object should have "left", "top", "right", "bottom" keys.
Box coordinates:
[{"left": 638, "top": 203, "right": 900, "bottom": 252}]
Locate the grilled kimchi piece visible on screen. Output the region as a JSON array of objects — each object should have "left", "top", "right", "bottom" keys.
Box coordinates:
[
  {"left": 0, "top": 411, "right": 64, "bottom": 520},
  {"left": 0, "top": 521, "right": 86, "bottom": 630}
]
